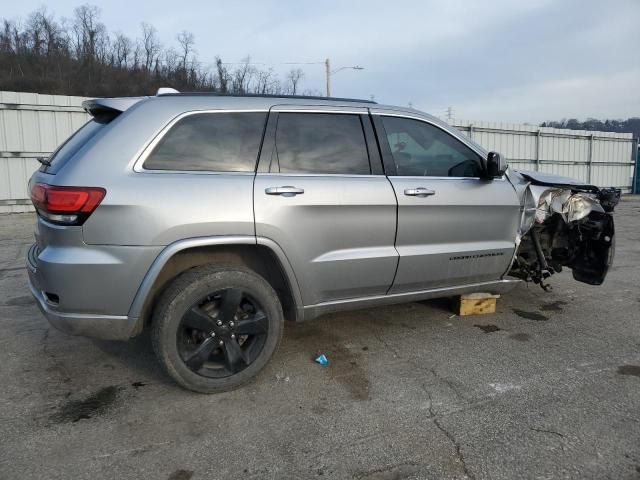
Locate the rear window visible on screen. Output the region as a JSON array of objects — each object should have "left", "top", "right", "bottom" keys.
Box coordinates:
[
  {"left": 275, "top": 113, "right": 371, "bottom": 174},
  {"left": 44, "top": 114, "right": 113, "bottom": 173},
  {"left": 143, "top": 112, "right": 267, "bottom": 172}
]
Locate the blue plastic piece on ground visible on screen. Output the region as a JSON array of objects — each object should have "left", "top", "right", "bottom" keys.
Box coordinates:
[{"left": 315, "top": 354, "right": 329, "bottom": 366}]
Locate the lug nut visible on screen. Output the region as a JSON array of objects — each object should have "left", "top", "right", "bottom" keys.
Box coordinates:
[
  {"left": 210, "top": 332, "right": 216, "bottom": 337},
  {"left": 229, "top": 321, "right": 235, "bottom": 327},
  {"left": 219, "top": 340, "right": 224, "bottom": 346},
  {"left": 231, "top": 334, "right": 236, "bottom": 339},
  {"left": 217, "top": 320, "right": 223, "bottom": 326}
]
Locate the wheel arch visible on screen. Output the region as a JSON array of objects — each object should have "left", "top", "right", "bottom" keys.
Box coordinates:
[{"left": 128, "top": 236, "right": 304, "bottom": 335}]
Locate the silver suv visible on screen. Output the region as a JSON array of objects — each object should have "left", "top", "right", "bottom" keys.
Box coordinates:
[{"left": 27, "top": 92, "right": 618, "bottom": 392}]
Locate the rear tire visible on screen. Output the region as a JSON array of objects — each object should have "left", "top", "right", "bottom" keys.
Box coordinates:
[{"left": 151, "top": 265, "right": 284, "bottom": 393}]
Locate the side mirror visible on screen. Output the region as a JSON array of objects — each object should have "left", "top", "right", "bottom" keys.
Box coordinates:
[{"left": 485, "top": 151, "right": 506, "bottom": 178}]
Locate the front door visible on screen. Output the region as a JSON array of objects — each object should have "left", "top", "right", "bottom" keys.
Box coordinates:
[
  {"left": 372, "top": 112, "right": 521, "bottom": 293},
  {"left": 254, "top": 107, "right": 398, "bottom": 306}
]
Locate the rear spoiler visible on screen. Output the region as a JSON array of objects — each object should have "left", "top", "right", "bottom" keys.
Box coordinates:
[{"left": 82, "top": 97, "right": 146, "bottom": 116}]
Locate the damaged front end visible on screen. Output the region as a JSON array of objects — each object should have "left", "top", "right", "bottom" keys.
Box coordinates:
[{"left": 508, "top": 171, "right": 620, "bottom": 290}]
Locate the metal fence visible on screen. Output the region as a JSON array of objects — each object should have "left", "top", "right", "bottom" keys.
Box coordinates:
[
  {"left": 0, "top": 91, "right": 89, "bottom": 213},
  {"left": 452, "top": 120, "right": 637, "bottom": 191},
  {"left": 0, "top": 91, "right": 637, "bottom": 213},
  {"left": 635, "top": 145, "right": 640, "bottom": 194}
]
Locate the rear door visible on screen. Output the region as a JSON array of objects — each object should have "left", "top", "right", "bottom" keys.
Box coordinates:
[
  {"left": 372, "top": 111, "right": 521, "bottom": 293},
  {"left": 254, "top": 105, "right": 398, "bottom": 306}
]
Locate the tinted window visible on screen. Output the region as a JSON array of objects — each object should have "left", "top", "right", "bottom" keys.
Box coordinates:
[
  {"left": 144, "top": 112, "right": 266, "bottom": 171},
  {"left": 46, "top": 114, "right": 115, "bottom": 173},
  {"left": 381, "top": 116, "right": 482, "bottom": 177},
  {"left": 275, "top": 113, "right": 370, "bottom": 174}
]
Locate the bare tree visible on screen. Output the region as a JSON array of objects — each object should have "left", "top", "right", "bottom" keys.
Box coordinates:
[
  {"left": 215, "top": 56, "right": 229, "bottom": 93},
  {"left": 72, "top": 4, "right": 105, "bottom": 60},
  {"left": 0, "top": 5, "right": 311, "bottom": 98},
  {"left": 141, "top": 22, "right": 160, "bottom": 71},
  {"left": 301, "top": 88, "right": 323, "bottom": 97},
  {"left": 163, "top": 47, "right": 178, "bottom": 75},
  {"left": 232, "top": 56, "right": 256, "bottom": 94},
  {"left": 132, "top": 41, "right": 142, "bottom": 70},
  {"left": 113, "top": 33, "right": 132, "bottom": 68},
  {"left": 286, "top": 68, "right": 304, "bottom": 95},
  {"left": 25, "top": 10, "right": 45, "bottom": 55},
  {"left": 40, "top": 11, "right": 65, "bottom": 57},
  {"left": 254, "top": 67, "right": 274, "bottom": 94},
  {"left": 0, "top": 20, "right": 16, "bottom": 53},
  {"left": 176, "top": 30, "right": 195, "bottom": 71}
]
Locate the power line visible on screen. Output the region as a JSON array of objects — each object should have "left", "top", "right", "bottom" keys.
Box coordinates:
[{"left": 217, "top": 61, "right": 325, "bottom": 66}]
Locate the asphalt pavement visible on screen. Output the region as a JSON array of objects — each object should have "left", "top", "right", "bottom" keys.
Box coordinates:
[{"left": 1, "top": 197, "right": 639, "bottom": 480}]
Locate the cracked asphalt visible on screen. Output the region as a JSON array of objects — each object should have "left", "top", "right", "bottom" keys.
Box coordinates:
[{"left": 1, "top": 197, "right": 639, "bottom": 480}]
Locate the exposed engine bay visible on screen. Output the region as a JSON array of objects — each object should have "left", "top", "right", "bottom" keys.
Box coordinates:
[{"left": 507, "top": 171, "right": 620, "bottom": 290}]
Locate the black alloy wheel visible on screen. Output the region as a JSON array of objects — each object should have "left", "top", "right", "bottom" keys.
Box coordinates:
[
  {"left": 178, "top": 288, "right": 269, "bottom": 377},
  {"left": 152, "top": 265, "right": 284, "bottom": 393}
]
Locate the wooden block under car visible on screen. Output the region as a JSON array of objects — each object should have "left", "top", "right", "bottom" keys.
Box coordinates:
[{"left": 458, "top": 293, "right": 500, "bottom": 316}]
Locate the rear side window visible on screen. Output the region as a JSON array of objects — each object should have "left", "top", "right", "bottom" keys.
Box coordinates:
[
  {"left": 275, "top": 113, "right": 370, "bottom": 174},
  {"left": 144, "top": 112, "right": 266, "bottom": 172},
  {"left": 45, "top": 115, "right": 114, "bottom": 173}
]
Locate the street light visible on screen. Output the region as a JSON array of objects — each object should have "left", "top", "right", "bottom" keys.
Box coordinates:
[{"left": 325, "top": 58, "right": 364, "bottom": 97}]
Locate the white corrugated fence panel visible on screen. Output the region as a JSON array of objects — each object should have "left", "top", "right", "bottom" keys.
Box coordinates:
[
  {"left": 453, "top": 119, "right": 635, "bottom": 191},
  {"left": 0, "top": 91, "right": 89, "bottom": 213}
]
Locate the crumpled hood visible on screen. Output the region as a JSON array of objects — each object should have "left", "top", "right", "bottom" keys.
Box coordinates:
[{"left": 509, "top": 169, "right": 599, "bottom": 191}]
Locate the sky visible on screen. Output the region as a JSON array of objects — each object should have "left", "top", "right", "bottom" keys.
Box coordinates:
[{"left": 3, "top": 0, "right": 639, "bottom": 123}]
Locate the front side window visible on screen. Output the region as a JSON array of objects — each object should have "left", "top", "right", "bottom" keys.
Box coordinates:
[
  {"left": 144, "top": 112, "right": 266, "bottom": 171},
  {"left": 275, "top": 113, "right": 371, "bottom": 174},
  {"left": 381, "top": 116, "right": 483, "bottom": 177}
]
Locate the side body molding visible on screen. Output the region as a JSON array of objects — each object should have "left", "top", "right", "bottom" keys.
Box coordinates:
[{"left": 127, "top": 235, "right": 305, "bottom": 322}]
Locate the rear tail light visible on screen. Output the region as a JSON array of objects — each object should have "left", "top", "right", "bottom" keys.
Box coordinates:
[{"left": 30, "top": 183, "right": 106, "bottom": 225}]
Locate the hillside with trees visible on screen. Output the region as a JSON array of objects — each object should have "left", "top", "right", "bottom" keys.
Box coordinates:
[
  {"left": 0, "top": 5, "right": 312, "bottom": 97},
  {"left": 540, "top": 118, "right": 640, "bottom": 139}
]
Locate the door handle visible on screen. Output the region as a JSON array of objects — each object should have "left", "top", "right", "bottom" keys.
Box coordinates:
[
  {"left": 265, "top": 186, "right": 305, "bottom": 197},
  {"left": 404, "top": 187, "right": 436, "bottom": 197}
]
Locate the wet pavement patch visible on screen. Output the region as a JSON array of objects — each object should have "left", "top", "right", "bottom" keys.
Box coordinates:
[
  {"left": 541, "top": 300, "right": 567, "bottom": 312},
  {"left": 617, "top": 365, "right": 640, "bottom": 377},
  {"left": 474, "top": 324, "right": 501, "bottom": 333},
  {"left": 51, "top": 386, "right": 121, "bottom": 423},
  {"left": 354, "top": 462, "right": 421, "bottom": 479},
  {"left": 287, "top": 323, "right": 370, "bottom": 401},
  {"left": 167, "top": 470, "right": 193, "bottom": 480},
  {"left": 509, "top": 333, "right": 531, "bottom": 342},
  {"left": 311, "top": 403, "right": 329, "bottom": 415},
  {"left": 513, "top": 309, "right": 549, "bottom": 321},
  {"left": 4, "top": 295, "right": 35, "bottom": 306}
]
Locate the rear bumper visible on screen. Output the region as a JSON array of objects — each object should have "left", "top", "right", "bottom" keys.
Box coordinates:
[
  {"left": 26, "top": 242, "right": 143, "bottom": 340},
  {"left": 28, "top": 275, "right": 135, "bottom": 340}
]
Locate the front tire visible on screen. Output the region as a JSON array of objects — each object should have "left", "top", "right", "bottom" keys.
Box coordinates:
[{"left": 151, "top": 265, "right": 284, "bottom": 393}]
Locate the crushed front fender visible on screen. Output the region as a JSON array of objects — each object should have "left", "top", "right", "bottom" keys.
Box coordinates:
[{"left": 507, "top": 169, "right": 620, "bottom": 288}]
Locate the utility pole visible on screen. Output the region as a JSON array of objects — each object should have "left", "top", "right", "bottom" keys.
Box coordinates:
[
  {"left": 324, "top": 58, "right": 363, "bottom": 97},
  {"left": 325, "top": 58, "right": 331, "bottom": 97}
]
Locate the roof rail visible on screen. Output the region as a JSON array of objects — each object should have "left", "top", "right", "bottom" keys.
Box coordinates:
[{"left": 156, "top": 91, "right": 377, "bottom": 104}]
